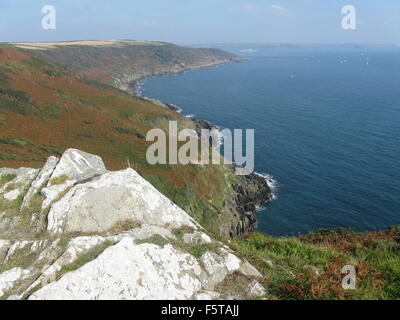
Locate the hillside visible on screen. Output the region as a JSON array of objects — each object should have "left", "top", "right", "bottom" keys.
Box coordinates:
[
  {"left": 0, "top": 44, "right": 270, "bottom": 237},
  {"left": 11, "top": 40, "right": 245, "bottom": 91}
]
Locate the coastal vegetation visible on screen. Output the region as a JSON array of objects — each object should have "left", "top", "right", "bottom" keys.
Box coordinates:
[{"left": 231, "top": 227, "right": 400, "bottom": 300}]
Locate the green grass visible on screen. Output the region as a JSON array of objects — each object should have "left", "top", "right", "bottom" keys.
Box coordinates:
[
  {"left": 40, "top": 145, "right": 62, "bottom": 156},
  {"left": 49, "top": 174, "right": 69, "bottom": 185},
  {"left": 0, "top": 152, "right": 16, "bottom": 161},
  {"left": 0, "top": 193, "right": 23, "bottom": 213},
  {"left": 136, "top": 232, "right": 221, "bottom": 259},
  {"left": 57, "top": 240, "right": 114, "bottom": 277},
  {"left": 0, "top": 245, "right": 38, "bottom": 273},
  {"left": 0, "top": 88, "right": 32, "bottom": 103},
  {"left": 0, "top": 61, "right": 31, "bottom": 74},
  {"left": 113, "top": 126, "right": 145, "bottom": 139},
  {"left": 0, "top": 173, "right": 16, "bottom": 187},
  {"left": 173, "top": 226, "right": 196, "bottom": 240},
  {"left": 231, "top": 228, "right": 400, "bottom": 300},
  {"left": 137, "top": 235, "right": 170, "bottom": 247},
  {"left": 0, "top": 137, "right": 30, "bottom": 147},
  {"left": 107, "top": 218, "right": 141, "bottom": 234},
  {"left": 143, "top": 172, "right": 228, "bottom": 237},
  {"left": 187, "top": 244, "right": 213, "bottom": 258},
  {"left": 0, "top": 186, "right": 33, "bottom": 236}
]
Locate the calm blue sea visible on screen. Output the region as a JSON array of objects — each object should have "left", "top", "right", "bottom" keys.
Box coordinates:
[{"left": 141, "top": 47, "right": 400, "bottom": 237}]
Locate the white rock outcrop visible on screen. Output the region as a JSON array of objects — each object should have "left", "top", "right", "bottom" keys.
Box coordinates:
[
  {"left": 41, "top": 149, "right": 107, "bottom": 209},
  {"left": 0, "top": 267, "right": 32, "bottom": 297},
  {"left": 0, "top": 168, "right": 39, "bottom": 200},
  {"left": 0, "top": 149, "right": 266, "bottom": 300},
  {"left": 29, "top": 238, "right": 206, "bottom": 300},
  {"left": 46, "top": 168, "right": 197, "bottom": 234},
  {"left": 21, "top": 156, "right": 59, "bottom": 211}
]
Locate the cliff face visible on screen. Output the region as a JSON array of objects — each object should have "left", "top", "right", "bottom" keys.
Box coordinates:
[
  {"left": 0, "top": 149, "right": 266, "bottom": 300},
  {"left": 223, "top": 172, "right": 273, "bottom": 237}
]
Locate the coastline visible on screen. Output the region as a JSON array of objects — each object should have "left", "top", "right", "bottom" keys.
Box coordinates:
[
  {"left": 126, "top": 56, "right": 248, "bottom": 96},
  {"left": 125, "top": 57, "right": 276, "bottom": 237}
]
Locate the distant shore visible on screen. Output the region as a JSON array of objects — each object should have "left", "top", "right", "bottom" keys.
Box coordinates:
[{"left": 128, "top": 56, "right": 248, "bottom": 96}]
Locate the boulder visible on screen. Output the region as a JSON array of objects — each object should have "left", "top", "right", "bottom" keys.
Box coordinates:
[
  {"left": 246, "top": 280, "right": 267, "bottom": 298},
  {"left": 41, "top": 149, "right": 107, "bottom": 209},
  {"left": 46, "top": 168, "right": 197, "bottom": 234}
]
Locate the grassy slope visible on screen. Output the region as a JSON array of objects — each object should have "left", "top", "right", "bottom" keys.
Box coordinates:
[
  {"left": 0, "top": 45, "right": 237, "bottom": 235},
  {"left": 231, "top": 227, "right": 400, "bottom": 300}
]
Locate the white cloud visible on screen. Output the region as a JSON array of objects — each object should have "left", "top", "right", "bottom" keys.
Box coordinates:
[
  {"left": 271, "top": 4, "right": 287, "bottom": 12},
  {"left": 271, "top": 4, "right": 293, "bottom": 17}
]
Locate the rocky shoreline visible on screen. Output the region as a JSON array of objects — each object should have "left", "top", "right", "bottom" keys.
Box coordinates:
[
  {"left": 223, "top": 167, "right": 274, "bottom": 237},
  {"left": 126, "top": 56, "right": 248, "bottom": 96}
]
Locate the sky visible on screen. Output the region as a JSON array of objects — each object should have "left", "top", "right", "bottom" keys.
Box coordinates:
[{"left": 0, "top": 0, "right": 399, "bottom": 45}]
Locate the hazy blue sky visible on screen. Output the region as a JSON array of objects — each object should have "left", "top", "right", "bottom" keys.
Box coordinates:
[{"left": 0, "top": 0, "right": 399, "bottom": 44}]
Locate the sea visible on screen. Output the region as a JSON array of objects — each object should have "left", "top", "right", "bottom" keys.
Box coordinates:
[{"left": 139, "top": 45, "right": 400, "bottom": 237}]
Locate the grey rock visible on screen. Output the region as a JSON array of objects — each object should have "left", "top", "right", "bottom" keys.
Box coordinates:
[
  {"left": 21, "top": 156, "right": 59, "bottom": 211},
  {"left": 246, "top": 280, "right": 266, "bottom": 298},
  {"left": 0, "top": 168, "right": 39, "bottom": 200},
  {"left": 239, "top": 260, "right": 263, "bottom": 278},
  {"left": 29, "top": 238, "right": 205, "bottom": 300},
  {"left": 200, "top": 251, "right": 229, "bottom": 290},
  {"left": 41, "top": 149, "right": 107, "bottom": 209},
  {"left": 46, "top": 169, "right": 197, "bottom": 234}
]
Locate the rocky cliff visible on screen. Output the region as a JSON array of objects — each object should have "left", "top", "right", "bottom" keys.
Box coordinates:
[{"left": 0, "top": 149, "right": 266, "bottom": 300}]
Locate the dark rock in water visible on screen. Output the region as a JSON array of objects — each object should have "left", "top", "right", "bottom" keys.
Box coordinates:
[
  {"left": 223, "top": 166, "right": 273, "bottom": 238},
  {"left": 192, "top": 118, "right": 215, "bottom": 130},
  {"left": 165, "top": 103, "right": 182, "bottom": 113}
]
